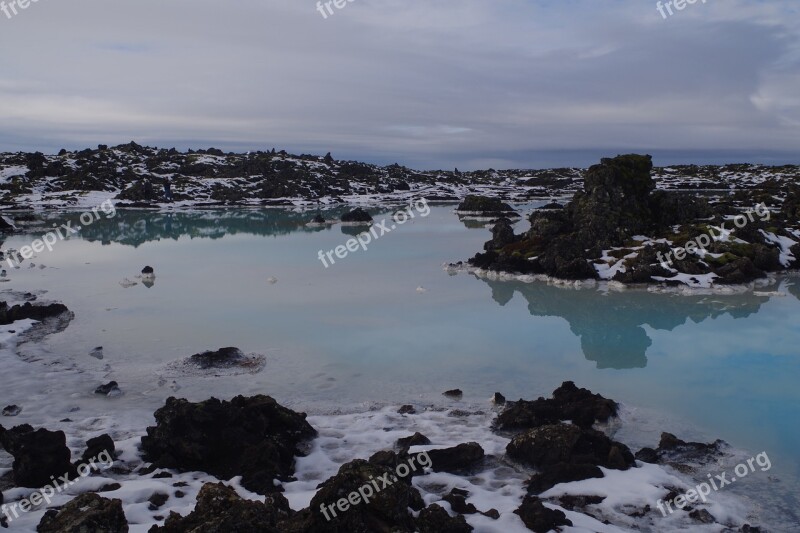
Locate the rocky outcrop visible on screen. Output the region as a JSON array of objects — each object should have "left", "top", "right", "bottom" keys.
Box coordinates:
[
  {"left": 341, "top": 208, "right": 373, "bottom": 223},
  {"left": 456, "top": 195, "right": 518, "bottom": 217},
  {"left": 483, "top": 218, "right": 519, "bottom": 251},
  {"left": 150, "top": 482, "right": 291, "bottom": 533},
  {"left": 416, "top": 504, "right": 474, "bottom": 533},
  {"left": 0, "top": 301, "right": 70, "bottom": 325},
  {"left": 494, "top": 381, "right": 618, "bottom": 431},
  {"left": 0, "top": 424, "right": 75, "bottom": 488},
  {"left": 514, "top": 496, "right": 572, "bottom": 532},
  {"left": 290, "top": 459, "right": 424, "bottom": 532},
  {"left": 635, "top": 432, "right": 726, "bottom": 466},
  {"left": 506, "top": 423, "right": 635, "bottom": 471},
  {"left": 423, "top": 442, "right": 485, "bottom": 474},
  {"left": 467, "top": 154, "right": 796, "bottom": 285},
  {"left": 140, "top": 395, "right": 317, "bottom": 495},
  {"left": 38, "top": 493, "right": 128, "bottom": 533}
]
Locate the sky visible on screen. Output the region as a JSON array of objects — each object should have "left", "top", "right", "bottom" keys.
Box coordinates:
[{"left": 0, "top": 0, "right": 799, "bottom": 170}]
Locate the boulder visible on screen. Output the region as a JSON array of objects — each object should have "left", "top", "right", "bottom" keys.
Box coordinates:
[
  {"left": 140, "top": 395, "right": 317, "bottom": 495},
  {"left": 149, "top": 482, "right": 291, "bottom": 533},
  {"left": 423, "top": 442, "right": 484, "bottom": 474},
  {"left": 38, "top": 493, "right": 128, "bottom": 533},
  {"left": 456, "top": 195, "right": 517, "bottom": 216},
  {"left": 506, "top": 423, "right": 634, "bottom": 471},
  {"left": 495, "top": 381, "right": 618, "bottom": 432},
  {"left": 416, "top": 504, "right": 473, "bottom": 533},
  {"left": 0, "top": 424, "right": 75, "bottom": 488},
  {"left": 514, "top": 496, "right": 572, "bottom": 532},
  {"left": 291, "top": 459, "right": 424, "bottom": 532}
]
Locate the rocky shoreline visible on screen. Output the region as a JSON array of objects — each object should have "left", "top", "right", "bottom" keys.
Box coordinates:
[
  {"left": 459, "top": 155, "right": 800, "bottom": 289},
  {"left": 0, "top": 144, "right": 799, "bottom": 210},
  {"left": 0, "top": 301, "right": 770, "bottom": 533}
]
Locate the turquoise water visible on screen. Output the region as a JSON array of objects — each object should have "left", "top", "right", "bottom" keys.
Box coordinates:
[{"left": 3, "top": 205, "right": 799, "bottom": 520}]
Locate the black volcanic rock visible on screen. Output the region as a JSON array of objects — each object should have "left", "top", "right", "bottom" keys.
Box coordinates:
[
  {"left": 465, "top": 154, "right": 793, "bottom": 284},
  {"left": 38, "top": 493, "right": 128, "bottom": 533},
  {"left": 0, "top": 301, "right": 69, "bottom": 325},
  {"left": 0, "top": 424, "right": 75, "bottom": 488},
  {"left": 341, "top": 208, "right": 373, "bottom": 223},
  {"left": 506, "top": 423, "right": 635, "bottom": 471},
  {"left": 495, "top": 381, "right": 618, "bottom": 431},
  {"left": 292, "top": 459, "right": 424, "bottom": 532},
  {"left": 140, "top": 395, "right": 316, "bottom": 495},
  {"left": 514, "top": 495, "right": 572, "bottom": 532},
  {"left": 457, "top": 195, "right": 518, "bottom": 216},
  {"left": 149, "top": 482, "right": 291, "bottom": 533}
]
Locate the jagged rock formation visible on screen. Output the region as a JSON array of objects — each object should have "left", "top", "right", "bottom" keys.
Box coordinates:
[{"left": 469, "top": 154, "right": 799, "bottom": 285}]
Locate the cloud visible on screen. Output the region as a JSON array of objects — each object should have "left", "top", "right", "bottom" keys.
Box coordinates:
[{"left": 0, "top": 0, "right": 798, "bottom": 169}]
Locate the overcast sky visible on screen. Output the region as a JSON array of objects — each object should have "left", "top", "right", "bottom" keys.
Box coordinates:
[{"left": 1, "top": 0, "right": 798, "bottom": 169}]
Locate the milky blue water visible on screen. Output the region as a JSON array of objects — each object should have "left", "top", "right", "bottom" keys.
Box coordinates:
[{"left": 2, "top": 204, "right": 799, "bottom": 523}]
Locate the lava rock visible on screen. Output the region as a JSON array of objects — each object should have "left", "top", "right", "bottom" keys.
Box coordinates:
[
  {"left": 149, "top": 482, "right": 291, "bottom": 532},
  {"left": 0, "top": 301, "right": 70, "bottom": 325},
  {"left": 422, "top": 442, "right": 484, "bottom": 474},
  {"left": 456, "top": 195, "right": 517, "bottom": 216},
  {"left": 514, "top": 495, "right": 572, "bottom": 532},
  {"left": 495, "top": 381, "right": 618, "bottom": 432},
  {"left": 0, "top": 424, "right": 76, "bottom": 488},
  {"left": 484, "top": 218, "right": 519, "bottom": 251},
  {"left": 526, "top": 462, "right": 604, "bottom": 494},
  {"left": 416, "top": 504, "right": 473, "bottom": 533},
  {"left": 189, "top": 347, "right": 247, "bottom": 369},
  {"left": 341, "top": 208, "right": 373, "bottom": 223},
  {"left": 294, "top": 459, "right": 424, "bottom": 532},
  {"left": 38, "top": 493, "right": 128, "bottom": 533},
  {"left": 140, "top": 395, "right": 316, "bottom": 495},
  {"left": 2, "top": 405, "right": 21, "bottom": 416},
  {"left": 443, "top": 389, "right": 463, "bottom": 399},
  {"left": 81, "top": 433, "right": 116, "bottom": 463},
  {"left": 142, "top": 266, "right": 154, "bottom": 275},
  {"left": 95, "top": 381, "right": 121, "bottom": 396},
  {"left": 396, "top": 432, "right": 431, "bottom": 453},
  {"left": 507, "top": 423, "right": 635, "bottom": 471}
]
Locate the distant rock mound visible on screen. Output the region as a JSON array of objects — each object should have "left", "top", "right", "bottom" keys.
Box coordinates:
[
  {"left": 341, "top": 207, "right": 373, "bottom": 223},
  {"left": 456, "top": 195, "right": 519, "bottom": 217},
  {"left": 164, "top": 346, "right": 266, "bottom": 377},
  {"left": 468, "top": 154, "right": 797, "bottom": 285}
]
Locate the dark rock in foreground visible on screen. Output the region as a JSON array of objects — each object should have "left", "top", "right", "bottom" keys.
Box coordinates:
[
  {"left": 635, "top": 432, "right": 726, "bottom": 466},
  {"left": 0, "top": 424, "right": 75, "bottom": 488},
  {"left": 140, "top": 395, "right": 317, "bottom": 495},
  {"left": 150, "top": 482, "right": 291, "bottom": 533},
  {"left": 456, "top": 195, "right": 518, "bottom": 217},
  {"left": 514, "top": 495, "right": 572, "bottom": 532},
  {"left": 507, "top": 423, "right": 635, "bottom": 471},
  {"left": 495, "top": 381, "right": 618, "bottom": 431},
  {"left": 423, "top": 442, "right": 485, "bottom": 474},
  {"left": 526, "top": 462, "right": 604, "bottom": 494},
  {"left": 416, "top": 504, "right": 473, "bottom": 533},
  {"left": 38, "top": 493, "right": 128, "bottom": 533},
  {"left": 292, "top": 459, "right": 424, "bottom": 532}
]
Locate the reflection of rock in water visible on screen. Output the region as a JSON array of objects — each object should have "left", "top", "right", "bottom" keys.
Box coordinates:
[
  {"left": 38, "top": 209, "right": 353, "bottom": 248},
  {"left": 477, "top": 276, "right": 791, "bottom": 370}
]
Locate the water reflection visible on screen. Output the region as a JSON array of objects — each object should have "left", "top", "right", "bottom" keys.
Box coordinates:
[
  {"left": 476, "top": 275, "right": 798, "bottom": 370},
  {"left": 32, "top": 209, "right": 348, "bottom": 248}
]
